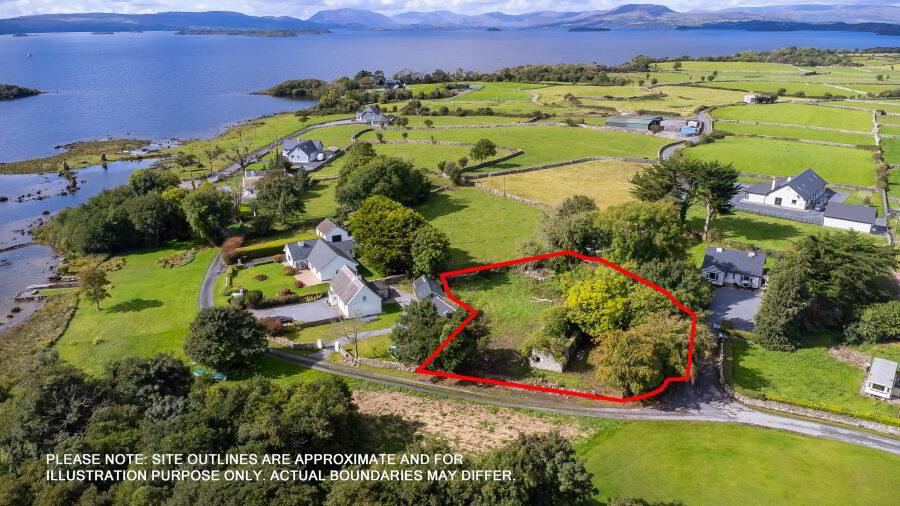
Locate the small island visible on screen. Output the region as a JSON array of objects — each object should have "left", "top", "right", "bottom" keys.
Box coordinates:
[
  {"left": 0, "top": 84, "right": 42, "bottom": 101},
  {"left": 176, "top": 28, "right": 330, "bottom": 37},
  {"left": 254, "top": 78, "right": 332, "bottom": 99},
  {"left": 486, "top": 27, "right": 502, "bottom": 32},
  {"left": 568, "top": 27, "right": 611, "bottom": 32}
]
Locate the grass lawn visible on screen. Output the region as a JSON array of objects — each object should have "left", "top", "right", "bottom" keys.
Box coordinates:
[
  {"left": 370, "top": 143, "right": 473, "bottom": 171},
  {"left": 216, "top": 262, "right": 330, "bottom": 306},
  {"left": 356, "top": 333, "right": 393, "bottom": 359},
  {"left": 534, "top": 85, "right": 649, "bottom": 101},
  {"left": 416, "top": 186, "right": 542, "bottom": 267},
  {"left": 298, "top": 123, "right": 368, "bottom": 149},
  {"left": 285, "top": 303, "right": 403, "bottom": 343},
  {"left": 842, "top": 189, "right": 885, "bottom": 217},
  {"left": 302, "top": 179, "right": 339, "bottom": 222},
  {"left": 477, "top": 160, "right": 644, "bottom": 208},
  {"left": 683, "top": 137, "right": 876, "bottom": 186},
  {"left": 711, "top": 103, "right": 871, "bottom": 131},
  {"left": 55, "top": 242, "right": 216, "bottom": 374},
  {"left": 832, "top": 99, "right": 900, "bottom": 114},
  {"left": 726, "top": 332, "right": 900, "bottom": 420},
  {"left": 880, "top": 137, "right": 900, "bottom": 165},
  {"left": 716, "top": 122, "right": 874, "bottom": 145},
  {"left": 359, "top": 125, "right": 667, "bottom": 173},
  {"left": 450, "top": 82, "right": 547, "bottom": 101},
  {"left": 699, "top": 81, "right": 860, "bottom": 98},
  {"left": 235, "top": 228, "right": 316, "bottom": 259},
  {"left": 576, "top": 419, "right": 900, "bottom": 505}
]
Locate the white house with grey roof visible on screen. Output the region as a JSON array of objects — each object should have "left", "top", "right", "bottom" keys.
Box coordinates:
[
  {"left": 864, "top": 357, "right": 898, "bottom": 400},
  {"left": 356, "top": 105, "right": 391, "bottom": 126},
  {"left": 701, "top": 247, "right": 766, "bottom": 289},
  {"left": 823, "top": 202, "right": 877, "bottom": 234},
  {"left": 328, "top": 265, "right": 383, "bottom": 318},
  {"left": 744, "top": 169, "right": 827, "bottom": 210},
  {"left": 282, "top": 139, "right": 325, "bottom": 168},
  {"left": 413, "top": 275, "right": 457, "bottom": 317},
  {"left": 283, "top": 239, "right": 357, "bottom": 283},
  {"left": 316, "top": 218, "right": 351, "bottom": 243}
]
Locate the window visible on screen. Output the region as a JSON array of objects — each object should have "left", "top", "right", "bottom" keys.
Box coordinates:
[
  {"left": 706, "top": 272, "right": 718, "bottom": 280},
  {"left": 774, "top": 197, "right": 783, "bottom": 206},
  {"left": 869, "top": 383, "right": 886, "bottom": 392},
  {"left": 790, "top": 199, "right": 797, "bottom": 205},
  {"left": 742, "top": 275, "right": 751, "bottom": 282}
]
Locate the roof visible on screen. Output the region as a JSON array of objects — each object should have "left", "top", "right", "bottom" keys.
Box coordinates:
[
  {"left": 284, "top": 239, "right": 356, "bottom": 271},
  {"left": 824, "top": 202, "right": 877, "bottom": 225},
  {"left": 329, "top": 265, "right": 378, "bottom": 306},
  {"left": 605, "top": 115, "right": 662, "bottom": 127},
  {"left": 413, "top": 275, "right": 456, "bottom": 316},
  {"left": 360, "top": 104, "right": 382, "bottom": 114},
  {"left": 702, "top": 247, "right": 766, "bottom": 278},
  {"left": 316, "top": 218, "right": 343, "bottom": 236},
  {"left": 869, "top": 357, "right": 898, "bottom": 386},
  {"left": 287, "top": 139, "right": 324, "bottom": 156},
  {"left": 745, "top": 169, "right": 826, "bottom": 202}
]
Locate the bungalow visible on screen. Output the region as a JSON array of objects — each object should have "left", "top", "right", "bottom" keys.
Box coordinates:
[
  {"left": 701, "top": 247, "right": 766, "bottom": 289},
  {"left": 823, "top": 202, "right": 877, "bottom": 234},
  {"left": 283, "top": 239, "right": 357, "bottom": 283},
  {"left": 328, "top": 265, "right": 383, "bottom": 318},
  {"left": 316, "top": 218, "right": 351, "bottom": 243},
  {"left": 413, "top": 275, "right": 456, "bottom": 317},
  {"left": 356, "top": 105, "right": 391, "bottom": 126},
  {"left": 605, "top": 115, "right": 662, "bottom": 131},
  {"left": 283, "top": 139, "right": 325, "bottom": 168},
  {"left": 743, "top": 169, "right": 827, "bottom": 210},
  {"left": 864, "top": 357, "right": 898, "bottom": 400}
]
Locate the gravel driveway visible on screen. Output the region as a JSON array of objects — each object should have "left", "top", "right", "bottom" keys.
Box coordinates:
[
  {"left": 709, "top": 287, "right": 763, "bottom": 331},
  {"left": 250, "top": 298, "right": 338, "bottom": 323}
]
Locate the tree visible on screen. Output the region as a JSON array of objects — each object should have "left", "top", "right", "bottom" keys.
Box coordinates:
[
  {"left": 127, "top": 168, "right": 179, "bottom": 195},
  {"left": 183, "top": 307, "right": 267, "bottom": 370},
  {"left": 672, "top": 62, "right": 682, "bottom": 70},
  {"left": 844, "top": 301, "right": 900, "bottom": 344},
  {"left": 592, "top": 201, "right": 686, "bottom": 263},
  {"left": 424, "top": 119, "right": 434, "bottom": 128},
  {"left": 469, "top": 138, "right": 497, "bottom": 162},
  {"left": 181, "top": 185, "right": 233, "bottom": 245},
  {"left": 103, "top": 354, "right": 192, "bottom": 418},
  {"left": 557, "top": 194, "right": 597, "bottom": 217},
  {"left": 630, "top": 157, "right": 736, "bottom": 226},
  {"left": 475, "top": 433, "right": 597, "bottom": 506},
  {"left": 126, "top": 192, "right": 175, "bottom": 245},
  {"left": 391, "top": 300, "right": 482, "bottom": 372},
  {"left": 410, "top": 225, "right": 450, "bottom": 276},
  {"left": 753, "top": 261, "right": 808, "bottom": 351},
  {"left": 333, "top": 310, "right": 365, "bottom": 359},
  {"left": 253, "top": 172, "right": 306, "bottom": 223},
  {"left": 348, "top": 196, "right": 427, "bottom": 274},
  {"left": 223, "top": 134, "right": 254, "bottom": 175},
  {"left": 79, "top": 266, "right": 111, "bottom": 309},
  {"left": 335, "top": 156, "right": 431, "bottom": 211},
  {"left": 694, "top": 161, "right": 740, "bottom": 240}
]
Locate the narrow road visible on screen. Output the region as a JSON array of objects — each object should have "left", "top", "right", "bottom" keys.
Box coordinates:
[{"left": 197, "top": 252, "right": 222, "bottom": 309}]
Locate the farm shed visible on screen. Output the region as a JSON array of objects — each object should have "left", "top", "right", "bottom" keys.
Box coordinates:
[{"left": 823, "top": 202, "right": 876, "bottom": 234}]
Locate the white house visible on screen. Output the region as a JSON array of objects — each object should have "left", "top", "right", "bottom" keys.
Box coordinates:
[
  {"left": 328, "top": 265, "right": 383, "bottom": 318},
  {"left": 823, "top": 202, "right": 877, "bottom": 234},
  {"left": 282, "top": 139, "right": 325, "bottom": 167},
  {"left": 356, "top": 104, "right": 391, "bottom": 126},
  {"left": 864, "top": 357, "right": 898, "bottom": 400},
  {"left": 701, "top": 247, "right": 766, "bottom": 289},
  {"left": 283, "top": 239, "right": 357, "bottom": 283},
  {"left": 744, "top": 169, "right": 827, "bottom": 210},
  {"left": 316, "top": 218, "right": 351, "bottom": 243}
]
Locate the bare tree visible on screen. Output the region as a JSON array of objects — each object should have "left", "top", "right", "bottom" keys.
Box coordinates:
[
  {"left": 333, "top": 310, "right": 365, "bottom": 360},
  {"left": 203, "top": 145, "right": 225, "bottom": 188},
  {"left": 224, "top": 133, "right": 254, "bottom": 177}
]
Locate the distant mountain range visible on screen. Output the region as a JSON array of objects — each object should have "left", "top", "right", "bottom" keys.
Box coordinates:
[{"left": 4, "top": 4, "right": 900, "bottom": 35}]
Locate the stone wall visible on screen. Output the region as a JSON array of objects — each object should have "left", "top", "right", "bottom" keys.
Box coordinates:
[
  {"left": 466, "top": 155, "right": 653, "bottom": 181},
  {"left": 716, "top": 118, "right": 869, "bottom": 135},
  {"left": 471, "top": 182, "right": 549, "bottom": 209}
]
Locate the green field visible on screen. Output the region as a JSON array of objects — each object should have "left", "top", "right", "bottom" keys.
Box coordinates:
[
  {"left": 55, "top": 243, "right": 216, "bottom": 374},
  {"left": 561, "top": 85, "right": 747, "bottom": 115},
  {"left": 369, "top": 143, "right": 474, "bottom": 171},
  {"left": 880, "top": 137, "right": 900, "bottom": 165},
  {"left": 711, "top": 103, "right": 871, "bottom": 131},
  {"left": 478, "top": 160, "right": 643, "bottom": 208},
  {"left": 450, "top": 82, "right": 547, "bottom": 101},
  {"left": 359, "top": 125, "right": 666, "bottom": 173},
  {"left": 298, "top": 123, "right": 368, "bottom": 149},
  {"left": 699, "top": 81, "right": 858, "bottom": 98},
  {"left": 683, "top": 137, "right": 876, "bottom": 186},
  {"left": 715, "top": 122, "right": 874, "bottom": 145},
  {"left": 726, "top": 332, "right": 900, "bottom": 420},
  {"left": 653, "top": 61, "right": 802, "bottom": 71},
  {"left": 534, "top": 85, "right": 649, "bottom": 101},
  {"left": 576, "top": 419, "right": 900, "bottom": 505},
  {"left": 285, "top": 303, "right": 403, "bottom": 344},
  {"left": 416, "top": 186, "right": 541, "bottom": 267},
  {"left": 396, "top": 115, "right": 524, "bottom": 127},
  {"left": 832, "top": 100, "right": 900, "bottom": 114}
]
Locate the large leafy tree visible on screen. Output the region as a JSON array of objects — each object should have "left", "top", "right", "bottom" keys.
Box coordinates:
[
  {"left": 391, "top": 300, "right": 482, "bottom": 372},
  {"left": 127, "top": 168, "right": 180, "bottom": 196},
  {"left": 79, "top": 266, "right": 111, "bottom": 309},
  {"left": 469, "top": 138, "right": 498, "bottom": 162},
  {"left": 125, "top": 191, "right": 175, "bottom": 246},
  {"left": 183, "top": 307, "right": 267, "bottom": 370},
  {"left": 253, "top": 172, "right": 306, "bottom": 223},
  {"left": 592, "top": 201, "right": 686, "bottom": 263},
  {"left": 181, "top": 184, "right": 233, "bottom": 245},
  {"left": 336, "top": 155, "right": 431, "bottom": 211},
  {"left": 410, "top": 225, "right": 451, "bottom": 276},
  {"left": 844, "top": 301, "right": 900, "bottom": 344},
  {"left": 348, "top": 196, "right": 427, "bottom": 274}
]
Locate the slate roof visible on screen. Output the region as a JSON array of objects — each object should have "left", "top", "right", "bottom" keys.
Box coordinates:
[
  {"left": 745, "top": 169, "right": 826, "bottom": 202},
  {"left": 284, "top": 239, "right": 356, "bottom": 272},
  {"left": 316, "top": 218, "right": 342, "bottom": 236},
  {"left": 413, "top": 275, "right": 456, "bottom": 317},
  {"left": 605, "top": 115, "right": 662, "bottom": 128},
  {"left": 869, "top": 357, "right": 898, "bottom": 387},
  {"left": 824, "top": 202, "right": 877, "bottom": 224},
  {"left": 285, "top": 139, "right": 324, "bottom": 156},
  {"left": 360, "top": 104, "right": 382, "bottom": 114},
  {"left": 330, "top": 265, "right": 377, "bottom": 306},
  {"left": 702, "top": 247, "right": 766, "bottom": 278}
]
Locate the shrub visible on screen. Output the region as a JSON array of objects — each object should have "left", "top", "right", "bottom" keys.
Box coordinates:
[
  {"left": 221, "top": 236, "right": 245, "bottom": 265},
  {"left": 282, "top": 266, "right": 298, "bottom": 276},
  {"left": 273, "top": 254, "right": 285, "bottom": 263},
  {"left": 277, "top": 288, "right": 294, "bottom": 297},
  {"left": 294, "top": 280, "right": 305, "bottom": 288},
  {"left": 252, "top": 292, "right": 325, "bottom": 309},
  {"left": 261, "top": 317, "right": 284, "bottom": 336},
  {"left": 254, "top": 273, "right": 268, "bottom": 281}
]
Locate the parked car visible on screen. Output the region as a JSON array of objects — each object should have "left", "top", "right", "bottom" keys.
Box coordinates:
[{"left": 269, "top": 315, "right": 294, "bottom": 323}]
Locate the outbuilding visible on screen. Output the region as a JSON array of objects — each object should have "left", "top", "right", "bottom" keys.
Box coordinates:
[
  {"left": 413, "top": 275, "right": 456, "bottom": 317},
  {"left": 823, "top": 202, "right": 877, "bottom": 234},
  {"left": 316, "top": 218, "right": 351, "bottom": 243},
  {"left": 283, "top": 239, "right": 357, "bottom": 283},
  {"left": 605, "top": 115, "right": 663, "bottom": 131},
  {"left": 864, "top": 357, "right": 898, "bottom": 400}
]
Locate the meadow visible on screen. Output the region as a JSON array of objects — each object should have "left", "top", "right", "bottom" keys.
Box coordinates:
[
  {"left": 715, "top": 122, "right": 874, "bottom": 145},
  {"left": 477, "top": 160, "right": 644, "bottom": 207},
  {"left": 569, "top": 85, "right": 747, "bottom": 115},
  {"left": 683, "top": 137, "right": 876, "bottom": 186},
  {"left": 711, "top": 103, "right": 871, "bottom": 131},
  {"left": 652, "top": 61, "right": 802, "bottom": 72},
  {"left": 449, "top": 82, "right": 547, "bottom": 101},
  {"left": 534, "top": 85, "right": 651, "bottom": 101},
  {"left": 698, "top": 81, "right": 859, "bottom": 98}
]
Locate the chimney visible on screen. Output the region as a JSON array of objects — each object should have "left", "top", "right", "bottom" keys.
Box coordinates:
[
  {"left": 787, "top": 176, "right": 792, "bottom": 182},
  {"left": 771, "top": 179, "right": 776, "bottom": 190},
  {"left": 748, "top": 251, "right": 756, "bottom": 257},
  {"left": 716, "top": 247, "right": 723, "bottom": 253}
]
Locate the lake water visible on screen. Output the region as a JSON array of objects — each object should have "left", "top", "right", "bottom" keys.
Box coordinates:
[{"left": 1, "top": 29, "right": 897, "bottom": 162}]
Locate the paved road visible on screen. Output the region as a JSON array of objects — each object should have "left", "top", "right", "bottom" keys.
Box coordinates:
[
  {"left": 197, "top": 252, "right": 222, "bottom": 309},
  {"left": 250, "top": 298, "right": 338, "bottom": 322}
]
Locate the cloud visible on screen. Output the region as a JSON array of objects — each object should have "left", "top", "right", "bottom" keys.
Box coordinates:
[{"left": 0, "top": 0, "right": 893, "bottom": 20}]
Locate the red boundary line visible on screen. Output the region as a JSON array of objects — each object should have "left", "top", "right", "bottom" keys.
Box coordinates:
[{"left": 414, "top": 250, "right": 697, "bottom": 402}]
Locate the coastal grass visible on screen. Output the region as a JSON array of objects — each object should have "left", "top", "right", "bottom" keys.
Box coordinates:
[
  {"left": 416, "top": 186, "right": 541, "bottom": 268},
  {"left": 55, "top": 242, "right": 217, "bottom": 375},
  {"left": 698, "top": 81, "right": 860, "bottom": 98},
  {"left": 726, "top": 331, "right": 900, "bottom": 420},
  {"left": 683, "top": 137, "right": 876, "bottom": 186},
  {"left": 715, "top": 122, "right": 874, "bottom": 145},
  {"left": 576, "top": 419, "right": 900, "bottom": 505},
  {"left": 0, "top": 293, "right": 78, "bottom": 384},
  {"left": 360, "top": 125, "right": 666, "bottom": 173},
  {"left": 0, "top": 139, "right": 150, "bottom": 174},
  {"left": 711, "top": 103, "right": 871, "bottom": 131},
  {"left": 477, "top": 160, "right": 644, "bottom": 207}
]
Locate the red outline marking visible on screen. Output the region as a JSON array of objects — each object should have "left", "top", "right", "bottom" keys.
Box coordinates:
[{"left": 415, "top": 250, "right": 697, "bottom": 402}]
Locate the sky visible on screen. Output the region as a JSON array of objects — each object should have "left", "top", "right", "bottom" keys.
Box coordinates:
[{"left": 0, "top": 0, "right": 894, "bottom": 20}]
